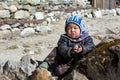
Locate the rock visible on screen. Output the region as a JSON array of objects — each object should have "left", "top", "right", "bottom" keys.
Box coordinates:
[
  {"left": 28, "top": 7, "right": 36, "bottom": 15},
  {"left": 0, "top": 10, "right": 10, "bottom": 18},
  {"left": 14, "top": 10, "right": 30, "bottom": 19},
  {"left": 34, "top": 25, "right": 51, "bottom": 35},
  {"left": 21, "top": 0, "right": 31, "bottom": 3},
  {"left": 0, "top": 30, "right": 12, "bottom": 39},
  {"left": 0, "top": 4, "right": 4, "bottom": 10},
  {"left": 6, "top": 0, "right": 19, "bottom": 5},
  {"left": 9, "top": 5, "right": 17, "bottom": 12},
  {"left": 41, "top": 21, "right": 48, "bottom": 26},
  {"left": 110, "top": 9, "right": 117, "bottom": 16},
  {"left": 71, "top": 11, "right": 77, "bottom": 16},
  {"left": 87, "top": 13, "right": 93, "bottom": 18},
  {"left": 1, "top": 2, "right": 9, "bottom": 9},
  {"left": 92, "top": 37, "right": 101, "bottom": 45},
  {"left": 84, "top": 13, "right": 93, "bottom": 18},
  {"left": 46, "top": 17, "right": 52, "bottom": 25},
  {"left": 1, "top": 60, "right": 27, "bottom": 80},
  {"left": 11, "top": 28, "right": 21, "bottom": 38},
  {"left": 35, "top": 12, "right": 44, "bottom": 20},
  {"left": 30, "top": 68, "right": 51, "bottom": 80},
  {"left": 0, "top": 73, "right": 11, "bottom": 80},
  {"left": 47, "top": 12, "right": 54, "bottom": 17},
  {"left": 20, "top": 28, "right": 35, "bottom": 37},
  {"left": 3, "top": 61, "right": 10, "bottom": 75},
  {"left": 101, "top": 9, "right": 110, "bottom": 16},
  {"left": 20, "top": 54, "right": 36, "bottom": 76},
  {"left": 0, "top": 24, "right": 11, "bottom": 30},
  {"left": 102, "top": 34, "right": 120, "bottom": 42},
  {"left": 31, "top": 0, "right": 40, "bottom": 5},
  {"left": 11, "top": 23, "right": 21, "bottom": 28},
  {"left": 53, "top": 5, "right": 60, "bottom": 10},
  {"left": 116, "top": 8, "right": 120, "bottom": 15},
  {"left": 92, "top": 10, "right": 102, "bottom": 18}
]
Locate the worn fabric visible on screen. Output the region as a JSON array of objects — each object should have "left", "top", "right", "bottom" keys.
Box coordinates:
[
  {"left": 43, "top": 34, "right": 95, "bottom": 77},
  {"left": 43, "top": 33, "right": 95, "bottom": 76},
  {"left": 57, "top": 34, "right": 95, "bottom": 64},
  {"left": 44, "top": 47, "right": 71, "bottom": 76},
  {"left": 53, "top": 33, "right": 95, "bottom": 77}
]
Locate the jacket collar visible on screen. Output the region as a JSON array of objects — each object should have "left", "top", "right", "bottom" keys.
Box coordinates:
[{"left": 62, "top": 32, "right": 89, "bottom": 42}]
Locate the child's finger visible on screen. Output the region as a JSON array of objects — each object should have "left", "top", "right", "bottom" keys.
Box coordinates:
[{"left": 73, "top": 44, "right": 79, "bottom": 49}]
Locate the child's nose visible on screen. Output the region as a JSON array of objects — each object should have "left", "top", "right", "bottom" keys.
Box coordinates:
[{"left": 71, "top": 28, "right": 75, "bottom": 31}]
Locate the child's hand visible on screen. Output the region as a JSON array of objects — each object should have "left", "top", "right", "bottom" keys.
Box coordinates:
[{"left": 71, "top": 44, "right": 83, "bottom": 54}]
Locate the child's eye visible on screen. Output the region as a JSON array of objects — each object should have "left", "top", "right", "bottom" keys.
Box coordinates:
[
  {"left": 67, "top": 27, "right": 71, "bottom": 30},
  {"left": 74, "top": 27, "right": 78, "bottom": 29},
  {"left": 74, "top": 27, "right": 79, "bottom": 29},
  {"left": 67, "top": 26, "right": 79, "bottom": 30}
]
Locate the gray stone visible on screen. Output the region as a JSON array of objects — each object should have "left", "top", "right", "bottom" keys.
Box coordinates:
[
  {"left": 116, "top": 8, "right": 120, "bottom": 15},
  {"left": 20, "top": 28, "right": 35, "bottom": 37},
  {"left": 0, "top": 30, "right": 12, "bottom": 39},
  {"left": 35, "top": 12, "right": 44, "bottom": 20},
  {"left": 93, "top": 10, "right": 102, "bottom": 18},
  {"left": 46, "top": 17, "right": 52, "bottom": 25},
  {"left": 102, "top": 34, "right": 120, "bottom": 42},
  {"left": 28, "top": 7, "right": 36, "bottom": 15},
  {"left": 0, "top": 24, "right": 11, "bottom": 30},
  {"left": 47, "top": 12, "right": 54, "bottom": 17},
  {"left": 9, "top": 5, "right": 17, "bottom": 12},
  {"left": 11, "top": 23, "right": 21, "bottom": 28},
  {"left": 31, "top": 0, "right": 40, "bottom": 5},
  {"left": 21, "top": 0, "right": 31, "bottom": 3},
  {"left": 14, "top": 10, "right": 30, "bottom": 19},
  {"left": 2, "top": 60, "right": 26, "bottom": 80},
  {"left": 34, "top": 25, "right": 51, "bottom": 33},
  {"left": 0, "top": 10, "right": 10, "bottom": 18},
  {"left": 20, "top": 54, "right": 36, "bottom": 75},
  {"left": 110, "top": 9, "right": 117, "bottom": 16},
  {"left": 1, "top": 2, "right": 9, "bottom": 9},
  {"left": 11, "top": 28, "right": 21, "bottom": 37},
  {"left": 71, "top": 11, "right": 77, "bottom": 16}
]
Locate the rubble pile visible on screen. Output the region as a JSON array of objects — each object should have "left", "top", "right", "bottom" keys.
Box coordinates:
[{"left": 0, "top": 0, "right": 120, "bottom": 39}]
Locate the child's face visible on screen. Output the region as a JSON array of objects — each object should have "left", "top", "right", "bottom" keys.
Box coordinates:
[{"left": 66, "top": 23, "right": 80, "bottom": 38}]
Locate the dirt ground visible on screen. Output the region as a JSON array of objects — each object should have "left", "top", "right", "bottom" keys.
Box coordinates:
[{"left": 0, "top": 15, "right": 120, "bottom": 63}]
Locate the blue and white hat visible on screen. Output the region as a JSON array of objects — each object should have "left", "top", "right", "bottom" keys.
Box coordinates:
[{"left": 65, "top": 15, "right": 86, "bottom": 38}]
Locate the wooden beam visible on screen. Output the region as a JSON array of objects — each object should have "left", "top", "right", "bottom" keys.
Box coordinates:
[{"left": 93, "top": 0, "right": 96, "bottom": 8}]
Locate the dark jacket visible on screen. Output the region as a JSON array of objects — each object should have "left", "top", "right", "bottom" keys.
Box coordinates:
[{"left": 56, "top": 34, "right": 95, "bottom": 65}]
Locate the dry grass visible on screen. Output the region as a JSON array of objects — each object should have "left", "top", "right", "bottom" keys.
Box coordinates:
[{"left": 6, "top": 45, "right": 18, "bottom": 49}]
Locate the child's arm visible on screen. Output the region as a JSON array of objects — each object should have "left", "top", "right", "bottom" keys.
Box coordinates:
[
  {"left": 57, "top": 36, "right": 73, "bottom": 58},
  {"left": 80, "top": 36, "right": 95, "bottom": 55}
]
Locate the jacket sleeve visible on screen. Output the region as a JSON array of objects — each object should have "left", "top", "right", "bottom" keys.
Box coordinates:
[
  {"left": 81, "top": 36, "right": 95, "bottom": 55},
  {"left": 57, "top": 35, "right": 72, "bottom": 58}
]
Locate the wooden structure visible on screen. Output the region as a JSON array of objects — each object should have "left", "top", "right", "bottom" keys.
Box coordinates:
[{"left": 89, "top": 0, "right": 116, "bottom": 9}]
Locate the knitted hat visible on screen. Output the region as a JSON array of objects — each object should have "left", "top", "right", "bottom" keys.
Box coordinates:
[{"left": 65, "top": 15, "right": 86, "bottom": 38}]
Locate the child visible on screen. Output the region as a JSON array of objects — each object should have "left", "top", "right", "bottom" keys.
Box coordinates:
[
  {"left": 33, "top": 15, "right": 95, "bottom": 79},
  {"left": 54, "top": 15, "right": 95, "bottom": 76}
]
